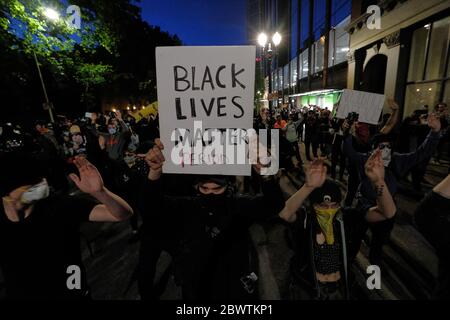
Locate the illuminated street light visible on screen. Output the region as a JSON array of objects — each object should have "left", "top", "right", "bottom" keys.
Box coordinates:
[
  {"left": 257, "top": 31, "right": 282, "bottom": 111},
  {"left": 272, "top": 32, "right": 282, "bottom": 46},
  {"left": 32, "top": 7, "right": 62, "bottom": 123},
  {"left": 258, "top": 33, "right": 268, "bottom": 47},
  {"left": 43, "top": 8, "right": 60, "bottom": 21}
]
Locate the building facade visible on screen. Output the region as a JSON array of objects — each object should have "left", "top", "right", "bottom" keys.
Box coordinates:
[
  {"left": 248, "top": 0, "right": 352, "bottom": 109},
  {"left": 248, "top": 0, "right": 450, "bottom": 116},
  {"left": 347, "top": 0, "right": 450, "bottom": 117}
]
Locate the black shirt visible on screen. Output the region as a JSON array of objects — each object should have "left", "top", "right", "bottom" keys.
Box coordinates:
[
  {"left": 141, "top": 177, "right": 285, "bottom": 300},
  {"left": 0, "top": 194, "right": 97, "bottom": 300}
]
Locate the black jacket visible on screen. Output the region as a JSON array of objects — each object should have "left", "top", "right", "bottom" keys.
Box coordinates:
[
  {"left": 139, "top": 175, "right": 285, "bottom": 300},
  {"left": 291, "top": 207, "right": 365, "bottom": 299}
]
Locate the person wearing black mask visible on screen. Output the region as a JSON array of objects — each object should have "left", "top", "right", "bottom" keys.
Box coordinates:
[
  {"left": 137, "top": 139, "right": 286, "bottom": 300},
  {"left": 0, "top": 152, "right": 133, "bottom": 300}
]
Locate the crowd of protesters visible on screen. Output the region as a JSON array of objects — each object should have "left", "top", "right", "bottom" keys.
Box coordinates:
[{"left": 0, "top": 100, "right": 449, "bottom": 300}]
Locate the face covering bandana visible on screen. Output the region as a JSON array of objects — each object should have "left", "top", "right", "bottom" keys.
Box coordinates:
[
  {"left": 198, "top": 192, "right": 228, "bottom": 212},
  {"left": 315, "top": 207, "right": 339, "bottom": 245},
  {"left": 108, "top": 128, "right": 117, "bottom": 135},
  {"left": 20, "top": 179, "right": 50, "bottom": 205},
  {"left": 380, "top": 147, "right": 392, "bottom": 167}
]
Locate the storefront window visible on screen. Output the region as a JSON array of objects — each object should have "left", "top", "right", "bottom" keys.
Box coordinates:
[
  {"left": 273, "top": 71, "right": 278, "bottom": 91},
  {"left": 314, "top": 38, "right": 325, "bottom": 72},
  {"left": 404, "top": 82, "right": 441, "bottom": 117},
  {"left": 328, "top": 16, "right": 350, "bottom": 68},
  {"left": 334, "top": 17, "right": 350, "bottom": 65},
  {"left": 301, "top": 48, "right": 309, "bottom": 78},
  {"left": 405, "top": 15, "right": 450, "bottom": 119},
  {"left": 283, "top": 64, "right": 289, "bottom": 89},
  {"left": 407, "top": 25, "right": 429, "bottom": 82},
  {"left": 328, "top": 29, "right": 335, "bottom": 68},
  {"left": 425, "top": 16, "right": 450, "bottom": 80},
  {"left": 444, "top": 80, "right": 450, "bottom": 106},
  {"left": 290, "top": 57, "right": 298, "bottom": 87},
  {"left": 278, "top": 68, "right": 283, "bottom": 90}
]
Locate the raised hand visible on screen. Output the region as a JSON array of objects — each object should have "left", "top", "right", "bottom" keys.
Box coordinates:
[
  {"left": 365, "top": 149, "right": 385, "bottom": 184},
  {"left": 427, "top": 112, "right": 441, "bottom": 132},
  {"left": 387, "top": 98, "right": 399, "bottom": 111},
  {"left": 69, "top": 156, "right": 104, "bottom": 194},
  {"left": 140, "top": 138, "right": 165, "bottom": 180},
  {"left": 304, "top": 158, "right": 327, "bottom": 189},
  {"left": 98, "top": 135, "right": 106, "bottom": 150}
]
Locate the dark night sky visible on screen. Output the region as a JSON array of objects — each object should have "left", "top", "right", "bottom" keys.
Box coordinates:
[{"left": 139, "top": 0, "right": 248, "bottom": 46}]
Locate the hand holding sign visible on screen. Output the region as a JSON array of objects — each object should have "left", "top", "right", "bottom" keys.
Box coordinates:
[{"left": 142, "top": 138, "right": 165, "bottom": 181}]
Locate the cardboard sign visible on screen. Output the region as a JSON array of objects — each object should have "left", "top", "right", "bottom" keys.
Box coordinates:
[
  {"left": 336, "top": 89, "right": 386, "bottom": 125},
  {"left": 156, "top": 46, "right": 256, "bottom": 175}
]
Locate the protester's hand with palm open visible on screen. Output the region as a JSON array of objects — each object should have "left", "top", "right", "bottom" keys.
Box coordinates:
[
  {"left": 69, "top": 156, "right": 104, "bottom": 195},
  {"left": 304, "top": 158, "right": 327, "bottom": 189}
]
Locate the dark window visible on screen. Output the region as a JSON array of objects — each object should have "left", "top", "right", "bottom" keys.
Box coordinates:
[
  {"left": 300, "top": 0, "right": 310, "bottom": 48},
  {"left": 331, "top": 0, "right": 351, "bottom": 27},
  {"left": 404, "top": 16, "right": 450, "bottom": 118},
  {"left": 291, "top": 0, "right": 299, "bottom": 59},
  {"left": 313, "top": 0, "right": 326, "bottom": 40}
]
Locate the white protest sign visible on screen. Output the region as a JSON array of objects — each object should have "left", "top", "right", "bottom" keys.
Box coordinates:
[
  {"left": 336, "top": 89, "right": 385, "bottom": 125},
  {"left": 156, "top": 46, "right": 256, "bottom": 175}
]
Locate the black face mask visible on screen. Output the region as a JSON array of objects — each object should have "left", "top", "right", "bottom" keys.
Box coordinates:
[{"left": 197, "top": 191, "right": 228, "bottom": 212}]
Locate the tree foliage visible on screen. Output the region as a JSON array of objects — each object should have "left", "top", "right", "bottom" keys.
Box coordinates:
[{"left": 0, "top": 0, "right": 181, "bottom": 119}]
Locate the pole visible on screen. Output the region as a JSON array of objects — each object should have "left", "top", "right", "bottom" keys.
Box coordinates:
[
  {"left": 267, "top": 42, "right": 273, "bottom": 111},
  {"left": 33, "top": 50, "right": 54, "bottom": 123},
  {"left": 268, "top": 56, "right": 272, "bottom": 111}
]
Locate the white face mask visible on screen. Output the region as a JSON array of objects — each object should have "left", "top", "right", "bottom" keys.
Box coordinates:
[
  {"left": 381, "top": 147, "right": 392, "bottom": 167},
  {"left": 20, "top": 179, "right": 50, "bottom": 205}
]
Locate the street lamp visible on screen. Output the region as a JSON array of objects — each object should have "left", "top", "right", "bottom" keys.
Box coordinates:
[
  {"left": 272, "top": 32, "right": 282, "bottom": 47},
  {"left": 258, "top": 33, "right": 268, "bottom": 47},
  {"left": 43, "top": 8, "right": 60, "bottom": 21},
  {"left": 257, "top": 31, "right": 282, "bottom": 111}
]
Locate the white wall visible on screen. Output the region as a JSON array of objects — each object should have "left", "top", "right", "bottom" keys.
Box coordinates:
[{"left": 350, "top": 0, "right": 449, "bottom": 51}]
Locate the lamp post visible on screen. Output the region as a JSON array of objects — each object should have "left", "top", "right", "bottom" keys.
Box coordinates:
[
  {"left": 34, "top": 7, "right": 61, "bottom": 123},
  {"left": 33, "top": 50, "right": 54, "bottom": 123},
  {"left": 257, "top": 32, "right": 281, "bottom": 111}
]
